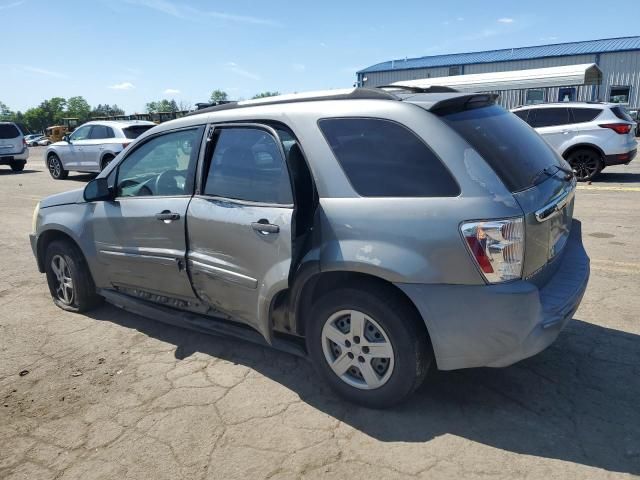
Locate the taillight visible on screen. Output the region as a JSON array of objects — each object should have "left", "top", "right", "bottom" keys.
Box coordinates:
[
  {"left": 23, "top": 138, "right": 27, "bottom": 146},
  {"left": 461, "top": 218, "right": 524, "bottom": 283},
  {"left": 599, "top": 123, "right": 632, "bottom": 134}
]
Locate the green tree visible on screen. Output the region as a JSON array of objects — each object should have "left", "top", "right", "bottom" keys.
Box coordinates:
[
  {"left": 66, "top": 96, "right": 91, "bottom": 122},
  {"left": 146, "top": 99, "right": 179, "bottom": 113},
  {"left": 91, "top": 104, "right": 125, "bottom": 118},
  {"left": 209, "top": 89, "right": 228, "bottom": 103},
  {"left": 23, "top": 107, "right": 48, "bottom": 132},
  {"left": 252, "top": 91, "right": 280, "bottom": 99},
  {"left": 0, "top": 101, "right": 13, "bottom": 120}
]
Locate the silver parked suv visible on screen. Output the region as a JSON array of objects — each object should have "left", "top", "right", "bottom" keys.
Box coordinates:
[
  {"left": 0, "top": 121, "right": 29, "bottom": 172},
  {"left": 30, "top": 87, "right": 590, "bottom": 407},
  {"left": 45, "top": 120, "right": 155, "bottom": 179},
  {"left": 512, "top": 102, "right": 637, "bottom": 181}
]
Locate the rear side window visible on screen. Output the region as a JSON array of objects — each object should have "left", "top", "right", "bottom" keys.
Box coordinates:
[
  {"left": 441, "top": 104, "right": 561, "bottom": 193},
  {"left": 0, "top": 123, "right": 20, "bottom": 139},
  {"left": 528, "top": 108, "right": 571, "bottom": 128},
  {"left": 318, "top": 118, "right": 459, "bottom": 197},
  {"left": 89, "top": 125, "right": 115, "bottom": 139},
  {"left": 570, "top": 108, "right": 602, "bottom": 123},
  {"left": 204, "top": 128, "right": 293, "bottom": 204},
  {"left": 610, "top": 106, "right": 634, "bottom": 122},
  {"left": 123, "top": 125, "right": 154, "bottom": 139}
]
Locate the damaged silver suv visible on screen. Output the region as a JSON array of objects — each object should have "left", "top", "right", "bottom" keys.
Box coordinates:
[{"left": 30, "top": 87, "right": 590, "bottom": 407}]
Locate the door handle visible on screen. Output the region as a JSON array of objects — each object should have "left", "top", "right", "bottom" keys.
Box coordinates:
[
  {"left": 155, "top": 211, "right": 180, "bottom": 222},
  {"left": 251, "top": 220, "right": 279, "bottom": 234}
]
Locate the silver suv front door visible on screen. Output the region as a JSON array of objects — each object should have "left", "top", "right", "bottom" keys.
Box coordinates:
[
  {"left": 89, "top": 126, "right": 204, "bottom": 301},
  {"left": 187, "top": 125, "right": 294, "bottom": 338}
]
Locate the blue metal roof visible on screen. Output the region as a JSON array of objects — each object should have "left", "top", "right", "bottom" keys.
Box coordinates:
[{"left": 358, "top": 36, "right": 640, "bottom": 74}]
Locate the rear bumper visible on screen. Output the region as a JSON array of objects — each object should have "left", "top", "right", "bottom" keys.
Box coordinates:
[
  {"left": 0, "top": 147, "right": 29, "bottom": 163},
  {"left": 604, "top": 147, "right": 637, "bottom": 166},
  {"left": 397, "top": 219, "right": 589, "bottom": 370}
]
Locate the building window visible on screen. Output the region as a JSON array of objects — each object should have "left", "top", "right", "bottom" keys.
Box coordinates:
[
  {"left": 526, "top": 89, "right": 545, "bottom": 105},
  {"left": 558, "top": 87, "right": 576, "bottom": 102},
  {"left": 448, "top": 66, "right": 461, "bottom": 76},
  {"left": 609, "top": 86, "right": 631, "bottom": 104}
]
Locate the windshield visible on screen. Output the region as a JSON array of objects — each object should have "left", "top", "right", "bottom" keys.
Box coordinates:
[
  {"left": 439, "top": 105, "right": 561, "bottom": 192},
  {"left": 123, "top": 125, "right": 154, "bottom": 139}
]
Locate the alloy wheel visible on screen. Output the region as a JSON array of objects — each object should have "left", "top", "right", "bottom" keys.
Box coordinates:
[
  {"left": 48, "top": 156, "right": 61, "bottom": 178},
  {"left": 571, "top": 152, "right": 600, "bottom": 181},
  {"left": 321, "top": 309, "right": 395, "bottom": 390},
  {"left": 50, "top": 254, "right": 74, "bottom": 305}
]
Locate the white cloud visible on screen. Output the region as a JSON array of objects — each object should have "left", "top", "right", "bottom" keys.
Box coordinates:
[
  {"left": 457, "top": 17, "right": 464, "bottom": 21},
  {"left": 0, "top": 1, "right": 24, "bottom": 10},
  {"left": 109, "top": 82, "right": 135, "bottom": 90},
  {"left": 497, "top": 17, "right": 514, "bottom": 23},
  {"left": 224, "top": 62, "right": 260, "bottom": 81},
  {"left": 292, "top": 63, "right": 306, "bottom": 72},
  {"left": 163, "top": 88, "right": 181, "bottom": 95},
  {"left": 125, "top": 0, "right": 279, "bottom": 26},
  {"left": 319, "top": 42, "right": 327, "bottom": 48}
]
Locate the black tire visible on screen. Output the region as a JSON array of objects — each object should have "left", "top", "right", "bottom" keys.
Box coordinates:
[
  {"left": 10, "top": 162, "right": 25, "bottom": 172},
  {"left": 100, "top": 154, "right": 115, "bottom": 172},
  {"left": 44, "top": 240, "right": 103, "bottom": 312},
  {"left": 306, "top": 284, "right": 432, "bottom": 408},
  {"left": 566, "top": 148, "right": 603, "bottom": 182},
  {"left": 47, "top": 153, "right": 68, "bottom": 180}
]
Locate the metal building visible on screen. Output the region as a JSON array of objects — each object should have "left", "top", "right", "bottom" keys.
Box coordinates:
[{"left": 357, "top": 36, "right": 640, "bottom": 109}]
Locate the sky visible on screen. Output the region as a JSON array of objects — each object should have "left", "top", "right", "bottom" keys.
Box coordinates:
[{"left": 1, "top": 0, "right": 639, "bottom": 114}]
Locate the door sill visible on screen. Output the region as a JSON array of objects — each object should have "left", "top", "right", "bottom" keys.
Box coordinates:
[{"left": 98, "top": 289, "right": 307, "bottom": 358}]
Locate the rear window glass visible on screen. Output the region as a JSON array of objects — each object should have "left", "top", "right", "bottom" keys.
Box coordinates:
[
  {"left": 570, "top": 108, "right": 602, "bottom": 123},
  {"left": 441, "top": 105, "right": 561, "bottom": 193},
  {"left": 123, "top": 125, "right": 154, "bottom": 139},
  {"left": 528, "top": 108, "right": 571, "bottom": 128},
  {"left": 611, "top": 106, "right": 634, "bottom": 122},
  {"left": 0, "top": 123, "right": 21, "bottom": 139},
  {"left": 318, "top": 118, "right": 459, "bottom": 197}
]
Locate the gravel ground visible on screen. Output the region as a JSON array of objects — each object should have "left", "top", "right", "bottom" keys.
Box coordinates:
[{"left": 1, "top": 147, "right": 639, "bottom": 479}]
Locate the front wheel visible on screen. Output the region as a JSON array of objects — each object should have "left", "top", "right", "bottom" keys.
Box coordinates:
[
  {"left": 306, "top": 285, "right": 432, "bottom": 408},
  {"left": 567, "top": 148, "right": 603, "bottom": 182},
  {"left": 44, "top": 240, "right": 103, "bottom": 312},
  {"left": 47, "top": 153, "right": 68, "bottom": 180}
]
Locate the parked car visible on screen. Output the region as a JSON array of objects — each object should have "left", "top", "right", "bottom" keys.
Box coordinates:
[
  {"left": 628, "top": 109, "right": 640, "bottom": 136},
  {"left": 0, "top": 121, "right": 29, "bottom": 172},
  {"left": 37, "top": 137, "right": 52, "bottom": 146},
  {"left": 512, "top": 102, "right": 638, "bottom": 181},
  {"left": 45, "top": 120, "right": 155, "bottom": 179},
  {"left": 30, "top": 88, "right": 590, "bottom": 407},
  {"left": 24, "top": 134, "right": 42, "bottom": 145}
]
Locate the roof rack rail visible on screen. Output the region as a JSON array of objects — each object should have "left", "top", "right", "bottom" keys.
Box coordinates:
[
  {"left": 186, "top": 88, "right": 398, "bottom": 116},
  {"left": 377, "top": 85, "right": 460, "bottom": 93}
]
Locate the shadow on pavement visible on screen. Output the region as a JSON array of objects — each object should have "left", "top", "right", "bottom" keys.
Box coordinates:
[
  {"left": 87, "top": 305, "right": 640, "bottom": 475},
  {"left": 0, "top": 169, "right": 40, "bottom": 176},
  {"left": 594, "top": 172, "right": 640, "bottom": 184}
]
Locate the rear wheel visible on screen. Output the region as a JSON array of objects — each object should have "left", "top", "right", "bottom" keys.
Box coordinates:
[
  {"left": 100, "top": 154, "right": 115, "bottom": 172},
  {"left": 44, "top": 240, "right": 103, "bottom": 312},
  {"left": 306, "top": 285, "right": 432, "bottom": 408},
  {"left": 567, "top": 148, "right": 602, "bottom": 182},
  {"left": 10, "top": 162, "right": 25, "bottom": 172},
  {"left": 47, "top": 153, "right": 68, "bottom": 180}
]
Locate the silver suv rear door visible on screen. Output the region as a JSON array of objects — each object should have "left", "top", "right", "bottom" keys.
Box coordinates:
[{"left": 187, "top": 124, "right": 294, "bottom": 339}]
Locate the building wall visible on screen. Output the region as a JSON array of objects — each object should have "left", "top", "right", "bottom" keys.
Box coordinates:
[{"left": 360, "top": 51, "right": 640, "bottom": 109}]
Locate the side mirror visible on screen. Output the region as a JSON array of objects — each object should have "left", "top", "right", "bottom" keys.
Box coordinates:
[
  {"left": 84, "top": 177, "right": 112, "bottom": 202},
  {"left": 63, "top": 134, "right": 71, "bottom": 143}
]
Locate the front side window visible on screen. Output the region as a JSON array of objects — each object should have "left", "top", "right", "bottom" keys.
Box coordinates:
[
  {"left": 527, "top": 108, "right": 570, "bottom": 128},
  {"left": 610, "top": 86, "right": 631, "bottom": 104},
  {"left": 70, "top": 125, "right": 91, "bottom": 141},
  {"left": 204, "top": 127, "right": 293, "bottom": 204},
  {"left": 319, "top": 118, "right": 459, "bottom": 197},
  {"left": 116, "top": 128, "right": 201, "bottom": 197},
  {"left": 89, "top": 125, "right": 115, "bottom": 140},
  {"left": 526, "top": 89, "right": 545, "bottom": 105}
]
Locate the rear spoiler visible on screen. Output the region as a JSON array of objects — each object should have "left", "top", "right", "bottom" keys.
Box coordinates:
[{"left": 428, "top": 93, "right": 499, "bottom": 116}]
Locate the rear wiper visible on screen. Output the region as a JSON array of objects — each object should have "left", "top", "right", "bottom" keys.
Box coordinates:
[
  {"left": 555, "top": 164, "right": 575, "bottom": 180},
  {"left": 530, "top": 165, "right": 574, "bottom": 186}
]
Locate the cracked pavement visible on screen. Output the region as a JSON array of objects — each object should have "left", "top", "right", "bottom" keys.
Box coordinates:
[{"left": 1, "top": 148, "right": 639, "bottom": 479}]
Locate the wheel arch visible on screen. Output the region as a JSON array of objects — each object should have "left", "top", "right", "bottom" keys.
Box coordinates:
[
  {"left": 290, "top": 270, "right": 431, "bottom": 345},
  {"left": 562, "top": 142, "right": 605, "bottom": 161},
  {"left": 100, "top": 152, "right": 116, "bottom": 170},
  {"left": 36, "top": 228, "right": 84, "bottom": 273}
]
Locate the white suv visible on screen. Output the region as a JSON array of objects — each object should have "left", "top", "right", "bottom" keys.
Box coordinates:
[
  {"left": 0, "top": 122, "right": 29, "bottom": 173},
  {"left": 45, "top": 120, "right": 155, "bottom": 180},
  {"left": 512, "top": 103, "right": 637, "bottom": 181}
]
